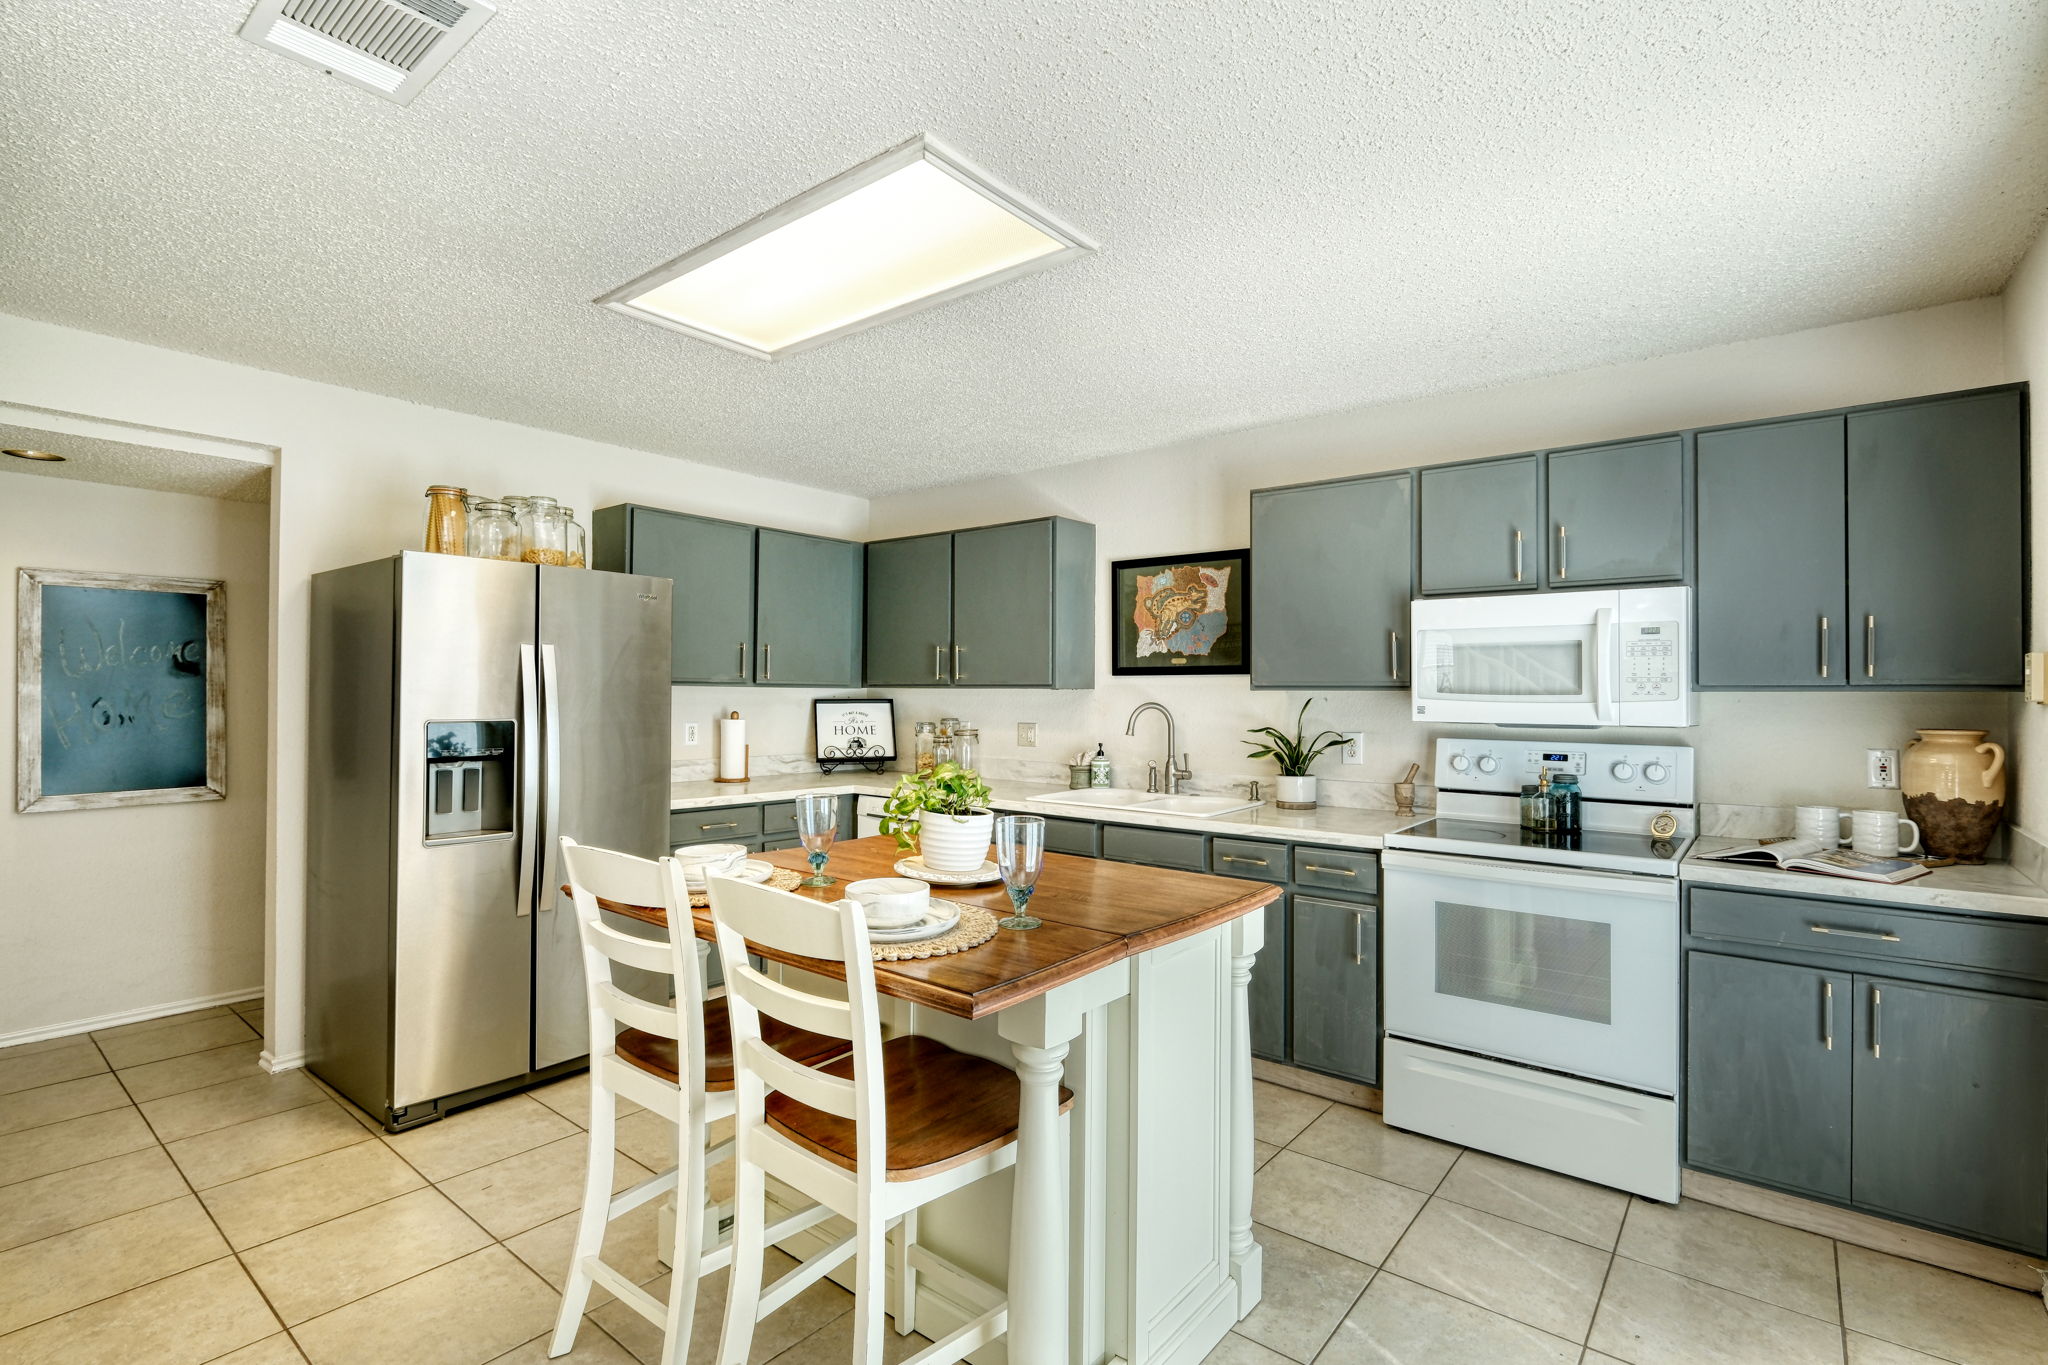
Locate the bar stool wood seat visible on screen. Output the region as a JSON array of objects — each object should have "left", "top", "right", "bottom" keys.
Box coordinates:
[{"left": 617, "top": 1009, "right": 847, "bottom": 1092}]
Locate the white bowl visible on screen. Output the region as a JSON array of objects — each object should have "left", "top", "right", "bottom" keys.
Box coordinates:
[
  {"left": 672, "top": 843, "right": 749, "bottom": 886},
  {"left": 843, "top": 877, "right": 931, "bottom": 929}
]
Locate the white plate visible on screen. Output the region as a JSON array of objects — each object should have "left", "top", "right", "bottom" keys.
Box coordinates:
[
  {"left": 893, "top": 857, "right": 1003, "bottom": 887},
  {"left": 703, "top": 860, "right": 773, "bottom": 886},
  {"left": 866, "top": 905, "right": 963, "bottom": 943}
]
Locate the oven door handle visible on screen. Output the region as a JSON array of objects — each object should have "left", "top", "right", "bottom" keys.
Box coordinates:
[
  {"left": 1592, "top": 606, "right": 1619, "bottom": 725},
  {"left": 1382, "top": 847, "right": 1674, "bottom": 897}
]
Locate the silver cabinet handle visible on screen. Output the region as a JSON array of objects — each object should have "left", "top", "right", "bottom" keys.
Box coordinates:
[
  {"left": 1871, "top": 986, "right": 1883, "bottom": 1059},
  {"left": 1219, "top": 854, "right": 1270, "bottom": 867},
  {"left": 1513, "top": 529, "right": 1523, "bottom": 583},
  {"left": 701, "top": 820, "right": 739, "bottom": 831},
  {"left": 1818, "top": 617, "right": 1829, "bottom": 679},
  {"left": 760, "top": 643, "right": 771, "bottom": 681},
  {"left": 1557, "top": 525, "right": 1568, "bottom": 580},
  {"left": 1352, "top": 911, "right": 1365, "bottom": 965},
  {"left": 1865, "top": 614, "right": 1876, "bottom": 678},
  {"left": 1810, "top": 924, "right": 1900, "bottom": 943},
  {"left": 738, "top": 641, "right": 748, "bottom": 678},
  {"left": 1389, "top": 629, "right": 1401, "bottom": 682},
  {"left": 953, "top": 644, "right": 964, "bottom": 681},
  {"left": 1822, "top": 979, "right": 1834, "bottom": 1051},
  {"left": 934, "top": 644, "right": 945, "bottom": 682},
  {"left": 1302, "top": 864, "right": 1356, "bottom": 877}
]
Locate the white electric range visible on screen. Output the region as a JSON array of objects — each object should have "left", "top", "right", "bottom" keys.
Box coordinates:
[{"left": 1380, "top": 739, "right": 1696, "bottom": 1202}]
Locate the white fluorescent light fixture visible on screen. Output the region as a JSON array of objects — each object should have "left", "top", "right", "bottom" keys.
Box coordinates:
[{"left": 597, "top": 135, "right": 1098, "bottom": 360}]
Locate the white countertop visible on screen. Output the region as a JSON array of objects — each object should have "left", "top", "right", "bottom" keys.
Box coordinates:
[
  {"left": 1682, "top": 836, "right": 2048, "bottom": 922},
  {"left": 668, "top": 772, "right": 1426, "bottom": 850}
]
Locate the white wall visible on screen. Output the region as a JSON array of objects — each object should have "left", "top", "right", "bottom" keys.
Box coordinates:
[
  {"left": 0, "top": 310, "right": 869, "bottom": 1067},
  {"left": 0, "top": 473, "right": 269, "bottom": 1040},
  {"left": 869, "top": 298, "right": 2014, "bottom": 825},
  {"left": 2004, "top": 230, "right": 2048, "bottom": 845}
]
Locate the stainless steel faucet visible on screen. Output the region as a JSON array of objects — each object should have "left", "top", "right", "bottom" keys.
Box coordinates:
[{"left": 1126, "top": 702, "right": 1191, "bottom": 795}]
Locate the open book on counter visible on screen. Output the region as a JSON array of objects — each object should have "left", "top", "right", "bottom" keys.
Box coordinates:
[{"left": 1698, "top": 837, "right": 1931, "bottom": 884}]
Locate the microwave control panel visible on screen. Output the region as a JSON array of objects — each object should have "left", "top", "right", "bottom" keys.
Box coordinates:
[{"left": 1619, "top": 620, "right": 1681, "bottom": 700}]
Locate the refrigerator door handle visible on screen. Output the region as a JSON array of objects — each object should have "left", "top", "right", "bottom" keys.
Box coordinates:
[
  {"left": 538, "top": 643, "right": 564, "bottom": 912},
  {"left": 516, "top": 644, "right": 539, "bottom": 917}
]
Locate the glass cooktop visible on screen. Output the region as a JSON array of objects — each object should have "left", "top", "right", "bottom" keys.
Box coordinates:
[{"left": 1388, "top": 816, "right": 1690, "bottom": 874}]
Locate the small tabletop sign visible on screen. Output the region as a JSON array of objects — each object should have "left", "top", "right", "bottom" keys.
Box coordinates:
[{"left": 814, "top": 698, "right": 895, "bottom": 774}]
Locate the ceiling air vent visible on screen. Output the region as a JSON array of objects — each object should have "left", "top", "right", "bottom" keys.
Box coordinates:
[{"left": 238, "top": 0, "right": 496, "bottom": 105}]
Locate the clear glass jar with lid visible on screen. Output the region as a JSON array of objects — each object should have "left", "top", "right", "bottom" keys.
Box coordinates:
[
  {"left": 519, "top": 497, "right": 570, "bottom": 566},
  {"left": 913, "top": 721, "right": 937, "bottom": 775},
  {"left": 422, "top": 486, "right": 468, "bottom": 555},
  {"left": 954, "top": 726, "right": 980, "bottom": 772},
  {"left": 562, "top": 508, "right": 588, "bottom": 568},
  {"left": 467, "top": 500, "right": 521, "bottom": 561}
]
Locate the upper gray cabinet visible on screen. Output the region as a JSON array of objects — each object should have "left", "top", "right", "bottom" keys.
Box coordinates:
[
  {"left": 754, "top": 529, "right": 863, "bottom": 687},
  {"left": 1251, "top": 473, "right": 1413, "bottom": 688},
  {"left": 1419, "top": 455, "right": 1539, "bottom": 593},
  {"left": 1847, "top": 390, "right": 2024, "bottom": 687},
  {"left": 591, "top": 505, "right": 754, "bottom": 684},
  {"left": 1696, "top": 417, "right": 1847, "bottom": 687},
  {"left": 863, "top": 517, "right": 1094, "bottom": 688},
  {"left": 1546, "top": 436, "right": 1685, "bottom": 586}
]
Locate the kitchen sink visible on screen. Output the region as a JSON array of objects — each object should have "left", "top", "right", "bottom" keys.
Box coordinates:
[{"left": 1029, "top": 789, "right": 1262, "bottom": 819}]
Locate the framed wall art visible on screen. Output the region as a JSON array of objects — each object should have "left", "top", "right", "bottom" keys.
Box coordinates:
[
  {"left": 1111, "top": 550, "right": 1250, "bottom": 676},
  {"left": 16, "top": 567, "right": 226, "bottom": 813},
  {"left": 813, "top": 697, "right": 896, "bottom": 774}
]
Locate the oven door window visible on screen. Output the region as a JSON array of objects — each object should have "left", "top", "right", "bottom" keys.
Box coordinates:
[
  {"left": 1435, "top": 901, "right": 1611, "bottom": 1024},
  {"left": 1418, "top": 625, "right": 1595, "bottom": 702}
]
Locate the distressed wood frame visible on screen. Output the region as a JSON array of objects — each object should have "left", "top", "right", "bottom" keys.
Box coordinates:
[{"left": 16, "top": 567, "right": 226, "bottom": 813}]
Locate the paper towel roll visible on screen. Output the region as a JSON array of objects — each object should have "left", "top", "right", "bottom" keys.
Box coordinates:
[{"left": 717, "top": 714, "right": 748, "bottom": 781}]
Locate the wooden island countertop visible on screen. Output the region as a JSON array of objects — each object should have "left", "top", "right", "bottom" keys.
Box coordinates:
[{"left": 597, "top": 834, "right": 1280, "bottom": 1020}]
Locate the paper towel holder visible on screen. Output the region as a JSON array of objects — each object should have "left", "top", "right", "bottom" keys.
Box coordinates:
[{"left": 713, "top": 709, "right": 750, "bottom": 784}]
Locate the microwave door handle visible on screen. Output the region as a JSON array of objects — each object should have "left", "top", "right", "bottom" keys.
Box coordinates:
[
  {"left": 538, "top": 644, "right": 564, "bottom": 913},
  {"left": 1593, "top": 607, "right": 1619, "bottom": 724},
  {"left": 515, "top": 645, "right": 538, "bottom": 917}
]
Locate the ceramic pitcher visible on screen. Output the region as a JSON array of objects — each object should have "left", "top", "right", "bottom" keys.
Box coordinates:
[{"left": 1900, "top": 728, "right": 2006, "bottom": 863}]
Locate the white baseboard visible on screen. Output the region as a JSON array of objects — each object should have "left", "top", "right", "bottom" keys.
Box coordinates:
[
  {"left": 0, "top": 986, "right": 264, "bottom": 1051},
  {"left": 259, "top": 1050, "right": 306, "bottom": 1074}
]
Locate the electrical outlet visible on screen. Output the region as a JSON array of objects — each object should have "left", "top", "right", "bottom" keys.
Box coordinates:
[
  {"left": 1867, "top": 748, "right": 1898, "bottom": 788},
  {"left": 1340, "top": 731, "right": 1366, "bottom": 765},
  {"left": 682, "top": 723, "right": 700, "bottom": 746},
  {"left": 1018, "top": 722, "right": 1038, "bottom": 748}
]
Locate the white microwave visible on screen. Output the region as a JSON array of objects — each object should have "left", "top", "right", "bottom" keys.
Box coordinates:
[{"left": 1410, "top": 586, "right": 1695, "bottom": 728}]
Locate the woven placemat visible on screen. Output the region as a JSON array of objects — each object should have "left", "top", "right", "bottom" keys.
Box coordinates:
[
  {"left": 871, "top": 904, "right": 1000, "bottom": 961},
  {"left": 688, "top": 866, "right": 804, "bottom": 908}
]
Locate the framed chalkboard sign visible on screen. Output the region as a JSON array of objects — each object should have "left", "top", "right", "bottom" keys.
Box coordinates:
[
  {"left": 16, "top": 568, "right": 226, "bottom": 813},
  {"left": 813, "top": 697, "right": 895, "bottom": 774}
]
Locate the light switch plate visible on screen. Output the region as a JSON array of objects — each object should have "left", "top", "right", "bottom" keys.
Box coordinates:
[
  {"left": 1017, "top": 722, "right": 1038, "bottom": 747},
  {"left": 1867, "top": 748, "right": 1898, "bottom": 788},
  {"left": 1340, "top": 731, "right": 1365, "bottom": 765}
]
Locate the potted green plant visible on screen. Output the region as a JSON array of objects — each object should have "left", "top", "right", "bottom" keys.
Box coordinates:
[
  {"left": 879, "top": 762, "right": 995, "bottom": 872},
  {"left": 1244, "top": 699, "right": 1347, "bottom": 810}
]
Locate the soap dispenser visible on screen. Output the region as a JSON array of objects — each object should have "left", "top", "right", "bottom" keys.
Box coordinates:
[{"left": 1089, "top": 743, "right": 1113, "bottom": 788}]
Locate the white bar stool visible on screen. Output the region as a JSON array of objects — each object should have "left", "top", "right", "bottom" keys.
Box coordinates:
[
  {"left": 707, "top": 876, "right": 1071, "bottom": 1365},
  {"left": 549, "top": 839, "right": 845, "bottom": 1363}
]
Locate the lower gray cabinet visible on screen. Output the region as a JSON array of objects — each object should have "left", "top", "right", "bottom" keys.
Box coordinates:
[
  {"left": 1685, "top": 952, "right": 1852, "bottom": 1201},
  {"left": 1251, "top": 894, "right": 1289, "bottom": 1063},
  {"left": 1289, "top": 896, "right": 1379, "bottom": 1084}
]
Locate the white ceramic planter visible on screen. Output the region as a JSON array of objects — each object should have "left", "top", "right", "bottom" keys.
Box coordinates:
[
  {"left": 917, "top": 808, "right": 994, "bottom": 872},
  {"left": 1275, "top": 775, "right": 1318, "bottom": 810}
]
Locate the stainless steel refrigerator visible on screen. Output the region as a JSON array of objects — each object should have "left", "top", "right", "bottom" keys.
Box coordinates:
[{"left": 307, "top": 551, "right": 671, "bottom": 1129}]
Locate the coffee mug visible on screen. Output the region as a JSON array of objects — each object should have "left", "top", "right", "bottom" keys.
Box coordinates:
[
  {"left": 1793, "top": 805, "right": 1853, "bottom": 847},
  {"left": 1851, "top": 809, "right": 1922, "bottom": 858},
  {"left": 672, "top": 842, "right": 749, "bottom": 886}
]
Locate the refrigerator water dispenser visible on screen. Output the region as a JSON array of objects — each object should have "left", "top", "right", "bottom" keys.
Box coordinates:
[{"left": 424, "top": 720, "right": 514, "bottom": 841}]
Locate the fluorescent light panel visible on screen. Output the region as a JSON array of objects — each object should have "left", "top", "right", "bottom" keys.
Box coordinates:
[{"left": 599, "top": 135, "right": 1096, "bottom": 359}]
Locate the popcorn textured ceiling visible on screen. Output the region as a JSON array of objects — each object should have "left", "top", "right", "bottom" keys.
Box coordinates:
[{"left": 2, "top": 1, "right": 2045, "bottom": 496}]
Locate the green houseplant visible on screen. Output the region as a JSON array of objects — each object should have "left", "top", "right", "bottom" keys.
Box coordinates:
[
  {"left": 879, "top": 763, "right": 995, "bottom": 872},
  {"left": 1244, "top": 698, "right": 1346, "bottom": 810}
]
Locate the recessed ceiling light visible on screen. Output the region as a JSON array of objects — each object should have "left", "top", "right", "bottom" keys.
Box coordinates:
[
  {"left": 597, "top": 134, "right": 1097, "bottom": 360},
  {"left": 4, "top": 448, "right": 65, "bottom": 462}
]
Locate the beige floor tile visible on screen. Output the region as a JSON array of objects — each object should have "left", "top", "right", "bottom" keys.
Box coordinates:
[
  {"left": 305, "top": 1074, "right": 392, "bottom": 1135},
  {"left": 90, "top": 1005, "right": 233, "bottom": 1042},
  {"left": 593, "top": 1246, "right": 849, "bottom": 1365},
  {"left": 0, "top": 1042, "right": 107, "bottom": 1098},
  {"left": 116, "top": 1040, "right": 265, "bottom": 1102},
  {"left": 0, "top": 1257, "right": 278, "bottom": 1364},
  {"left": 1318, "top": 1269, "right": 1580, "bottom": 1364},
  {"left": 1251, "top": 1138, "right": 1278, "bottom": 1171},
  {"left": 503, "top": 1198, "right": 667, "bottom": 1307},
  {"left": 290, "top": 1245, "right": 559, "bottom": 1365},
  {"left": 0, "top": 1034, "right": 96, "bottom": 1060},
  {"left": 0, "top": 1105, "right": 156, "bottom": 1187},
  {"left": 1289, "top": 1105, "right": 1462, "bottom": 1193},
  {"left": 228, "top": 997, "right": 265, "bottom": 1016},
  {"left": 1435, "top": 1150, "right": 1630, "bottom": 1250},
  {"left": 0, "top": 1073, "right": 130, "bottom": 1138},
  {"left": 531, "top": 1072, "right": 642, "bottom": 1126},
  {"left": 243, "top": 1187, "right": 494, "bottom": 1324},
  {"left": 216, "top": 1333, "right": 309, "bottom": 1364},
  {"left": 1587, "top": 1256, "right": 1844, "bottom": 1365},
  {"left": 140, "top": 1067, "right": 326, "bottom": 1143},
  {"left": 614, "top": 1109, "right": 681, "bottom": 1172},
  {"left": 1252, "top": 1079, "right": 1329, "bottom": 1147},
  {"left": 1234, "top": 1222, "right": 1373, "bottom": 1360},
  {"left": 1844, "top": 1331, "right": 1950, "bottom": 1363},
  {"left": 1250, "top": 1150, "right": 1428, "bottom": 1266},
  {"left": 1382, "top": 1199, "right": 1610, "bottom": 1343},
  {"left": 1582, "top": 1353, "right": 1628, "bottom": 1364},
  {"left": 0, "top": 1146, "right": 188, "bottom": 1251},
  {"left": 764, "top": 1311, "right": 937, "bottom": 1363},
  {"left": 204, "top": 1139, "right": 428, "bottom": 1250},
  {"left": 1838, "top": 1242, "right": 2048, "bottom": 1365},
  {"left": 487, "top": 1327, "right": 639, "bottom": 1363},
  {"left": 1615, "top": 1197, "right": 1840, "bottom": 1322},
  {"left": 439, "top": 1132, "right": 654, "bottom": 1240},
  {"left": 383, "top": 1093, "right": 580, "bottom": 1182},
  {"left": 1200, "top": 1334, "right": 1294, "bottom": 1364},
  {"left": 246, "top": 1009, "right": 267, "bottom": 1034},
  {"left": 96, "top": 1013, "right": 258, "bottom": 1070},
  {"left": 166, "top": 1099, "right": 370, "bottom": 1189},
  {"left": 0, "top": 1196, "right": 229, "bottom": 1335}
]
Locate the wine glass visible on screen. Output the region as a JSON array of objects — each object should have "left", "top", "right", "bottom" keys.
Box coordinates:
[
  {"left": 994, "top": 814, "right": 1045, "bottom": 930},
  {"left": 795, "top": 793, "right": 838, "bottom": 887}
]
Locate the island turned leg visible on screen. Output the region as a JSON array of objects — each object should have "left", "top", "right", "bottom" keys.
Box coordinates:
[
  {"left": 1230, "top": 918, "right": 1265, "bottom": 1316},
  {"left": 1009, "top": 1038, "right": 1072, "bottom": 1365}
]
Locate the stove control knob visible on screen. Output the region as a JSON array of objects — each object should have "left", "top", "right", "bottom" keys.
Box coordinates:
[
  {"left": 1610, "top": 760, "right": 1636, "bottom": 781},
  {"left": 1642, "top": 761, "right": 1669, "bottom": 784},
  {"left": 1448, "top": 753, "right": 1471, "bottom": 774},
  {"left": 1475, "top": 755, "right": 1499, "bottom": 775}
]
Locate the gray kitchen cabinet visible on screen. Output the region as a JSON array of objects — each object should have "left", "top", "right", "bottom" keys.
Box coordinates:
[
  {"left": 1252, "top": 894, "right": 1288, "bottom": 1063},
  {"left": 1545, "top": 436, "right": 1685, "bottom": 586},
  {"left": 1250, "top": 473, "right": 1413, "bottom": 688},
  {"left": 1851, "top": 977, "right": 2048, "bottom": 1253},
  {"left": 592, "top": 505, "right": 754, "bottom": 684},
  {"left": 1289, "top": 895, "right": 1379, "bottom": 1084},
  {"left": 948, "top": 518, "right": 1095, "bottom": 688},
  {"left": 864, "top": 533, "right": 954, "bottom": 686},
  {"left": 1420, "top": 455, "right": 1539, "bottom": 594},
  {"left": 1847, "top": 390, "right": 2025, "bottom": 687},
  {"left": 754, "top": 529, "right": 863, "bottom": 687},
  {"left": 1685, "top": 951, "right": 1852, "bottom": 1201},
  {"left": 1695, "top": 417, "right": 1847, "bottom": 687}
]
